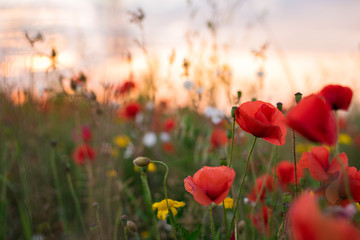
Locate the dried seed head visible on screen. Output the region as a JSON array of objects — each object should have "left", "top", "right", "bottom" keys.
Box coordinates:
[{"left": 120, "top": 215, "right": 128, "bottom": 226}]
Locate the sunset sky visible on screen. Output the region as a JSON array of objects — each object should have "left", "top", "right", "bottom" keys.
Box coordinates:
[{"left": 1, "top": 0, "right": 359, "bottom": 107}]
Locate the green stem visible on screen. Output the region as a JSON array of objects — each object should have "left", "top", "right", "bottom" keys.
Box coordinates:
[
  {"left": 124, "top": 227, "right": 128, "bottom": 240},
  {"left": 335, "top": 111, "right": 340, "bottom": 155},
  {"left": 228, "top": 118, "right": 236, "bottom": 168},
  {"left": 269, "top": 146, "right": 278, "bottom": 239},
  {"left": 151, "top": 160, "right": 178, "bottom": 240},
  {"left": 332, "top": 112, "right": 353, "bottom": 203},
  {"left": 95, "top": 204, "right": 105, "bottom": 240},
  {"left": 223, "top": 202, "right": 229, "bottom": 239},
  {"left": 209, "top": 204, "right": 215, "bottom": 240},
  {"left": 139, "top": 170, "right": 160, "bottom": 240},
  {"left": 50, "top": 148, "right": 69, "bottom": 233},
  {"left": 66, "top": 170, "right": 88, "bottom": 239},
  {"left": 230, "top": 137, "right": 257, "bottom": 239},
  {"left": 292, "top": 130, "right": 298, "bottom": 198}
]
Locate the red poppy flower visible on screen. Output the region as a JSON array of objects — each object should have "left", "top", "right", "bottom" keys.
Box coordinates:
[
  {"left": 184, "top": 166, "right": 236, "bottom": 206},
  {"left": 115, "top": 80, "right": 135, "bottom": 96},
  {"left": 162, "top": 142, "right": 175, "bottom": 153},
  {"left": 210, "top": 128, "right": 228, "bottom": 148},
  {"left": 119, "top": 102, "right": 141, "bottom": 120},
  {"left": 72, "top": 144, "right": 96, "bottom": 165},
  {"left": 81, "top": 125, "right": 92, "bottom": 142},
  {"left": 251, "top": 206, "right": 272, "bottom": 235},
  {"left": 289, "top": 192, "right": 360, "bottom": 240},
  {"left": 319, "top": 84, "right": 353, "bottom": 111},
  {"left": 248, "top": 174, "right": 273, "bottom": 202},
  {"left": 298, "top": 146, "right": 348, "bottom": 182},
  {"left": 163, "top": 118, "right": 176, "bottom": 132},
  {"left": 287, "top": 94, "right": 337, "bottom": 146},
  {"left": 276, "top": 160, "right": 302, "bottom": 190},
  {"left": 339, "top": 167, "right": 360, "bottom": 202},
  {"left": 234, "top": 100, "right": 287, "bottom": 146}
]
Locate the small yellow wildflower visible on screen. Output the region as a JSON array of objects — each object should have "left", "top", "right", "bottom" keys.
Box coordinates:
[
  {"left": 339, "top": 133, "right": 352, "bottom": 145},
  {"left": 111, "top": 148, "right": 119, "bottom": 158},
  {"left": 106, "top": 169, "right": 117, "bottom": 178},
  {"left": 134, "top": 162, "right": 157, "bottom": 172},
  {"left": 356, "top": 203, "right": 360, "bottom": 213},
  {"left": 219, "top": 197, "right": 233, "bottom": 209},
  {"left": 113, "top": 135, "right": 130, "bottom": 148},
  {"left": 152, "top": 199, "right": 185, "bottom": 220},
  {"left": 296, "top": 143, "right": 317, "bottom": 154},
  {"left": 140, "top": 230, "right": 150, "bottom": 239},
  {"left": 148, "top": 163, "right": 156, "bottom": 172}
]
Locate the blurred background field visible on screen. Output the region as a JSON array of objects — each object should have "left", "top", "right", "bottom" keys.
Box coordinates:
[{"left": 1, "top": 0, "right": 360, "bottom": 239}]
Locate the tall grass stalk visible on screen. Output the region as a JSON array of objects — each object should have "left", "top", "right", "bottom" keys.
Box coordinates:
[
  {"left": 66, "top": 164, "right": 88, "bottom": 239},
  {"left": 50, "top": 146, "right": 69, "bottom": 233},
  {"left": 230, "top": 137, "right": 257, "bottom": 240}
]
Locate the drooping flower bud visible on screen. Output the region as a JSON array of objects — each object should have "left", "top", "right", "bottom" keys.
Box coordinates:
[
  {"left": 276, "top": 102, "right": 283, "bottom": 112},
  {"left": 133, "top": 157, "right": 151, "bottom": 167}
]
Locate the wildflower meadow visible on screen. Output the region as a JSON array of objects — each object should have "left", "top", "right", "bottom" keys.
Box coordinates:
[{"left": 1, "top": 1, "right": 360, "bottom": 240}]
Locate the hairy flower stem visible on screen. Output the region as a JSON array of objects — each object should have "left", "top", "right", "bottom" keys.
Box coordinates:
[
  {"left": 209, "top": 204, "right": 215, "bottom": 240},
  {"left": 50, "top": 148, "right": 69, "bottom": 233},
  {"left": 292, "top": 130, "right": 298, "bottom": 198},
  {"left": 123, "top": 227, "right": 128, "bottom": 240},
  {"left": 228, "top": 118, "right": 236, "bottom": 168},
  {"left": 139, "top": 170, "right": 160, "bottom": 240},
  {"left": 94, "top": 203, "right": 105, "bottom": 240},
  {"left": 269, "top": 146, "right": 279, "bottom": 239},
  {"left": 151, "top": 160, "right": 178, "bottom": 240},
  {"left": 66, "top": 169, "right": 88, "bottom": 239},
  {"left": 223, "top": 202, "right": 229, "bottom": 239},
  {"left": 230, "top": 137, "right": 257, "bottom": 240}
]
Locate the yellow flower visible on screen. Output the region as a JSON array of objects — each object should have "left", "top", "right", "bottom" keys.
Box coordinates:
[
  {"left": 113, "top": 135, "right": 130, "bottom": 148},
  {"left": 134, "top": 162, "right": 157, "bottom": 173},
  {"left": 148, "top": 163, "right": 156, "bottom": 172},
  {"left": 219, "top": 197, "right": 233, "bottom": 209},
  {"left": 356, "top": 203, "right": 360, "bottom": 213},
  {"left": 111, "top": 148, "right": 119, "bottom": 158},
  {"left": 140, "top": 230, "right": 150, "bottom": 239},
  {"left": 339, "top": 133, "right": 352, "bottom": 145},
  {"left": 106, "top": 169, "right": 117, "bottom": 178},
  {"left": 296, "top": 143, "right": 317, "bottom": 154},
  {"left": 152, "top": 199, "right": 185, "bottom": 220}
]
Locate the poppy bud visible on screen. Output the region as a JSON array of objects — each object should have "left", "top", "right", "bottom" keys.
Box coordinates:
[
  {"left": 251, "top": 97, "right": 257, "bottom": 101},
  {"left": 295, "top": 92, "right": 302, "bottom": 104},
  {"left": 231, "top": 106, "right": 237, "bottom": 118},
  {"left": 237, "top": 91, "right": 242, "bottom": 101},
  {"left": 126, "top": 220, "right": 137, "bottom": 232},
  {"left": 282, "top": 193, "right": 292, "bottom": 204},
  {"left": 276, "top": 102, "right": 283, "bottom": 112},
  {"left": 133, "top": 157, "right": 151, "bottom": 167},
  {"left": 92, "top": 202, "right": 99, "bottom": 209},
  {"left": 238, "top": 220, "right": 246, "bottom": 234}
]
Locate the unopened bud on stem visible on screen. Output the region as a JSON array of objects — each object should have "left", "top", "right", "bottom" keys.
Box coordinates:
[
  {"left": 295, "top": 92, "right": 302, "bottom": 104},
  {"left": 133, "top": 157, "right": 151, "bottom": 167}
]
